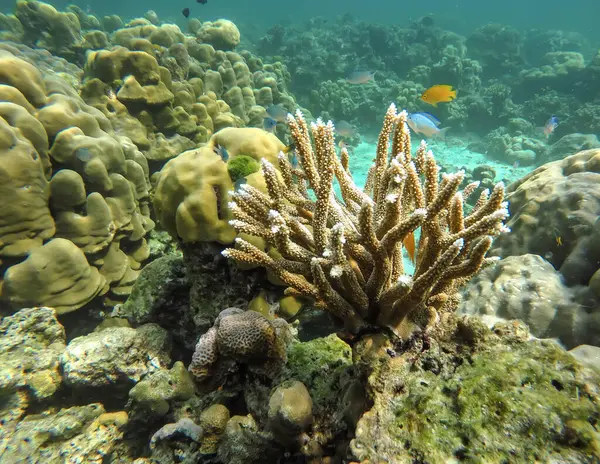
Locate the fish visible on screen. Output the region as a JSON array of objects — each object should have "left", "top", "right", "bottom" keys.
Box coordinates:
[
  {"left": 182, "top": 8, "right": 190, "bottom": 18},
  {"left": 265, "top": 105, "right": 288, "bottom": 123},
  {"left": 263, "top": 116, "right": 277, "bottom": 133},
  {"left": 420, "top": 16, "right": 434, "bottom": 27},
  {"left": 214, "top": 144, "right": 229, "bottom": 162},
  {"left": 288, "top": 150, "right": 299, "bottom": 168},
  {"left": 403, "top": 231, "right": 416, "bottom": 263},
  {"left": 556, "top": 236, "right": 563, "bottom": 247},
  {"left": 421, "top": 85, "right": 457, "bottom": 107},
  {"left": 335, "top": 120, "right": 356, "bottom": 138},
  {"left": 234, "top": 177, "right": 247, "bottom": 191},
  {"left": 407, "top": 112, "right": 448, "bottom": 138},
  {"left": 346, "top": 70, "right": 376, "bottom": 85},
  {"left": 197, "top": 0, "right": 207, "bottom": 4},
  {"left": 543, "top": 116, "right": 559, "bottom": 139},
  {"left": 282, "top": 142, "right": 296, "bottom": 154},
  {"left": 75, "top": 147, "right": 93, "bottom": 162}
]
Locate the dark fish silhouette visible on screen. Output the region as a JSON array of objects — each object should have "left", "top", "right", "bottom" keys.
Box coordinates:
[
  {"left": 420, "top": 16, "right": 434, "bottom": 27},
  {"left": 182, "top": 8, "right": 190, "bottom": 18},
  {"left": 197, "top": 0, "right": 207, "bottom": 4}
]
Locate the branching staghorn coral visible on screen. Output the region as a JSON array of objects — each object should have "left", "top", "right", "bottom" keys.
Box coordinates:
[{"left": 223, "top": 104, "right": 509, "bottom": 337}]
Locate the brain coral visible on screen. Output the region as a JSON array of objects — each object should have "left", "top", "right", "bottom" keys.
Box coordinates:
[
  {"left": 0, "top": 49, "right": 154, "bottom": 314},
  {"left": 188, "top": 307, "right": 290, "bottom": 385},
  {"left": 153, "top": 127, "right": 284, "bottom": 244}
]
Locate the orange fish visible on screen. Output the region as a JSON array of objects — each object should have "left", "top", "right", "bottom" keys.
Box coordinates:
[
  {"left": 403, "top": 231, "right": 416, "bottom": 263},
  {"left": 421, "top": 85, "right": 457, "bottom": 107}
]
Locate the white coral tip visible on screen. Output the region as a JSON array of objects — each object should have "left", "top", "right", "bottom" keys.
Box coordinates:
[
  {"left": 330, "top": 265, "right": 343, "bottom": 278},
  {"left": 398, "top": 275, "right": 413, "bottom": 286},
  {"left": 414, "top": 208, "right": 427, "bottom": 217},
  {"left": 386, "top": 193, "right": 399, "bottom": 203},
  {"left": 228, "top": 201, "right": 238, "bottom": 209},
  {"left": 221, "top": 250, "right": 231, "bottom": 257},
  {"left": 453, "top": 238, "right": 465, "bottom": 249},
  {"left": 322, "top": 249, "right": 331, "bottom": 258}
]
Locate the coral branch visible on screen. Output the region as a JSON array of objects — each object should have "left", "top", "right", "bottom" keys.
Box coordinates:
[{"left": 223, "top": 105, "right": 509, "bottom": 337}]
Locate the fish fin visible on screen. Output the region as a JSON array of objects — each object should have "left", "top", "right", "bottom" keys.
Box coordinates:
[
  {"left": 403, "top": 231, "right": 416, "bottom": 264},
  {"left": 431, "top": 127, "right": 451, "bottom": 139}
]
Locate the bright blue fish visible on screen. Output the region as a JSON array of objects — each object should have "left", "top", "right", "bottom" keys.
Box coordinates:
[
  {"left": 214, "top": 144, "right": 229, "bottom": 162},
  {"left": 263, "top": 116, "right": 277, "bottom": 133},
  {"left": 407, "top": 112, "right": 448, "bottom": 138},
  {"left": 234, "top": 177, "right": 247, "bottom": 191},
  {"left": 289, "top": 151, "right": 299, "bottom": 168},
  {"left": 543, "top": 116, "right": 558, "bottom": 139}
]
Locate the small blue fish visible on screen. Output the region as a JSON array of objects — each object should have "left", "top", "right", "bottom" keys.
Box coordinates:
[
  {"left": 263, "top": 116, "right": 277, "bottom": 133},
  {"left": 407, "top": 112, "right": 447, "bottom": 138},
  {"left": 543, "top": 116, "right": 558, "bottom": 139},
  {"left": 288, "top": 151, "right": 298, "bottom": 168},
  {"left": 265, "top": 105, "right": 288, "bottom": 123},
  {"left": 75, "top": 147, "right": 93, "bottom": 162},
  {"left": 214, "top": 144, "right": 229, "bottom": 162},
  {"left": 234, "top": 177, "right": 247, "bottom": 191},
  {"left": 346, "top": 70, "right": 376, "bottom": 84}
]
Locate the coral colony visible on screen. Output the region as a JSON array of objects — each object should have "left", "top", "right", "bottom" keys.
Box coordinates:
[{"left": 223, "top": 106, "right": 509, "bottom": 336}]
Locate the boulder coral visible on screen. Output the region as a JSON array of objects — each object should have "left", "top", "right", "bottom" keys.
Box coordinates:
[
  {"left": 0, "top": 49, "right": 154, "bottom": 313},
  {"left": 490, "top": 149, "right": 600, "bottom": 297},
  {"left": 196, "top": 19, "right": 241, "bottom": 51},
  {"left": 153, "top": 127, "right": 284, "bottom": 244}
]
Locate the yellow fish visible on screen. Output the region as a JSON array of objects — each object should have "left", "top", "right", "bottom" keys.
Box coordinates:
[
  {"left": 403, "top": 231, "right": 416, "bottom": 263},
  {"left": 421, "top": 85, "right": 457, "bottom": 107}
]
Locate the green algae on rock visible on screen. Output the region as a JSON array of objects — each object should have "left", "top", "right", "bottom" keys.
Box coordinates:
[
  {"left": 128, "top": 361, "right": 195, "bottom": 416},
  {"left": 350, "top": 316, "right": 600, "bottom": 463}
]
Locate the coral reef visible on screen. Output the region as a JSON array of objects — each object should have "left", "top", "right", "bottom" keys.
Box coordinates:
[
  {"left": 224, "top": 106, "right": 509, "bottom": 336},
  {"left": 0, "top": 48, "right": 154, "bottom": 312}
]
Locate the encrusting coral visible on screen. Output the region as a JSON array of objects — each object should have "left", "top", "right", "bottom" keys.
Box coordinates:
[{"left": 223, "top": 104, "right": 509, "bottom": 337}]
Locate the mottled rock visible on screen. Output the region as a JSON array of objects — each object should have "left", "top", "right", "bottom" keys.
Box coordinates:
[
  {"left": 0, "top": 306, "right": 65, "bottom": 400},
  {"left": 0, "top": 403, "right": 127, "bottom": 463},
  {"left": 61, "top": 324, "right": 171, "bottom": 390}
]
